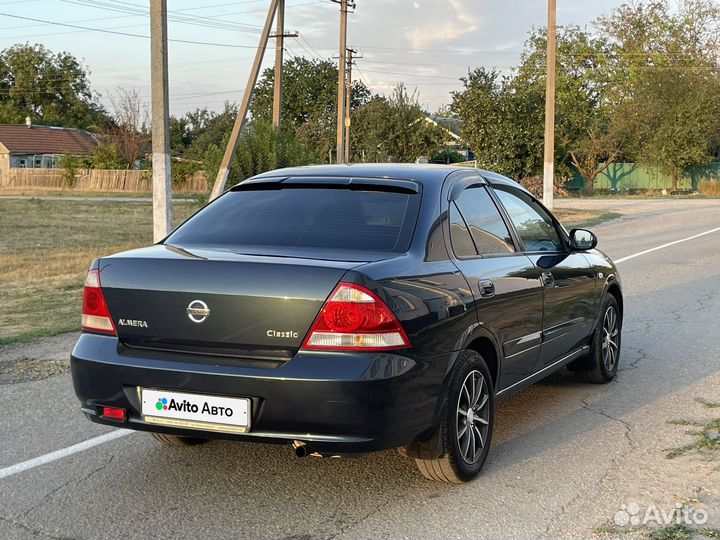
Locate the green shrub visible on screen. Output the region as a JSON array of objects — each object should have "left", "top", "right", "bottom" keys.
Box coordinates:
[
  {"left": 58, "top": 154, "right": 92, "bottom": 187},
  {"left": 92, "top": 143, "right": 126, "bottom": 169}
]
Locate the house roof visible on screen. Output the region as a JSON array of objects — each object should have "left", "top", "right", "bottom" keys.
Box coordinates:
[
  {"left": 0, "top": 124, "right": 98, "bottom": 155},
  {"left": 425, "top": 116, "right": 464, "bottom": 140}
]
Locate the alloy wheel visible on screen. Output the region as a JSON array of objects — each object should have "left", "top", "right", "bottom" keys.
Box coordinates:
[
  {"left": 456, "top": 369, "right": 491, "bottom": 464},
  {"left": 601, "top": 306, "right": 619, "bottom": 371}
]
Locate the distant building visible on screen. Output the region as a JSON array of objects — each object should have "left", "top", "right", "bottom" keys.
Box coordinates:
[
  {"left": 424, "top": 116, "right": 474, "bottom": 161},
  {"left": 0, "top": 119, "right": 98, "bottom": 181}
]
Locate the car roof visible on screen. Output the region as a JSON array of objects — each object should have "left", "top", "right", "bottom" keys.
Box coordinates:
[{"left": 246, "top": 163, "right": 528, "bottom": 193}]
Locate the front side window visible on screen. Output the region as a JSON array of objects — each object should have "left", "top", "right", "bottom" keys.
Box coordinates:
[
  {"left": 493, "top": 187, "right": 563, "bottom": 252},
  {"left": 454, "top": 186, "right": 515, "bottom": 255}
]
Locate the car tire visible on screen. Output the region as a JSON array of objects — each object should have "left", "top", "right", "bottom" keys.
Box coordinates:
[
  {"left": 571, "top": 294, "right": 622, "bottom": 384},
  {"left": 149, "top": 432, "right": 208, "bottom": 447},
  {"left": 414, "top": 349, "right": 495, "bottom": 483}
]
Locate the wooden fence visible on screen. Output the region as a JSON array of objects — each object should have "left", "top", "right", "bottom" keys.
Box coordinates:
[{"left": 1, "top": 168, "right": 208, "bottom": 193}]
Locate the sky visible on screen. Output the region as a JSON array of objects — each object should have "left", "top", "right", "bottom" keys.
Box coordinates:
[{"left": 0, "top": 0, "right": 628, "bottom": 117}]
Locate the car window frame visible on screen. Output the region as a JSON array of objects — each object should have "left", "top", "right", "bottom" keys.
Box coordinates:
[
  {"left": 487, "top": 185, "right": 570, "bottom": 255},
  {"left": 448, "top": 200, "right": 478, "bottom": 259},
  {"left": 447, "top": 185, "right": 520, "bottom": 261}
]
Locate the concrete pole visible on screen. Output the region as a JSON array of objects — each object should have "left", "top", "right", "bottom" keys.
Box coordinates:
[
  {"left": 150, "top": 0, "right": 172, "bottom": 242},
  {"left": 335, "top": 0, "right": 348, "bottom": 164},
  {"left": 209, "top": 0, "right": 279, "bottom": 200},
  {"left": 543, "top": 0, "right": 557, "bottom": 209},
  {"left": 344, "top": 48, "right": 353, "bottom": 164},
  {"left": 272, "top": 0, "right": 284, "bottom": 129}
]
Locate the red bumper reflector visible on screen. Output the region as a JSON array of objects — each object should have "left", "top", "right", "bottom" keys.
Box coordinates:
[{"left": 101, "top": 406, "right": 127, "bottom": 422}]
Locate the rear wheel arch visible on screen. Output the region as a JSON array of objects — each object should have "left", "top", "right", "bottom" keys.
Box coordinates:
[
  {"left": 400, "top": 330, "right": 501, "bottom": 461},
  {"left": 466, "top": 336, "right": 500, "bottom": 391}
]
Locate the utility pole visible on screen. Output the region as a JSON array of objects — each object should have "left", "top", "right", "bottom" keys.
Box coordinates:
[
  {"left": 333, "top": 0, "right": 353, "bottom": 164},
  {"left": 543, "top": 0, "right": 557, "bottom": 209},
  {"left": 272, "top": 0, "right": 285, "bottom": 129},
  {"left": 210, "top": 0, "right": 280, "bottom": 200},
  {"left": 150, "top": 0, "right": 172, "bottom": 242},
  {"left": 344, "top": 48, "right": 356, "bottom": 164},
  {"left": 344, "top": 48, "right": 352, "bottom": 164}
]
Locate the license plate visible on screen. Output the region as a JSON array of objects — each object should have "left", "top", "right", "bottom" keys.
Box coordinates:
[{"left": 141, "top": 388, "right": 250, "bottom": 433}]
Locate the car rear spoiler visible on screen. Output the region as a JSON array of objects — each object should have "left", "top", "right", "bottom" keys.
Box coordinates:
[{"left": 230, "top": 176, "right": 420, "bottom": 194}]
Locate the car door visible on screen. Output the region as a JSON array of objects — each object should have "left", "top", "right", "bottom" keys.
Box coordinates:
[
  {"left": 490, "top": 185, "right": 596, "bottom": 370},
  {"left": 447, "top": 183, "right": 544, "bottom": 390}
]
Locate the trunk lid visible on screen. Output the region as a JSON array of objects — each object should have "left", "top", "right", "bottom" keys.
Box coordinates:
[{"left": 98, "top": 245, "right": 369, "bottom": 358}]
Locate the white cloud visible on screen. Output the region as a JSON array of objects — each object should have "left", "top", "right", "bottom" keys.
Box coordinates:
[{"left": 404, "top": 0, "right": 479, "bottom": 49}]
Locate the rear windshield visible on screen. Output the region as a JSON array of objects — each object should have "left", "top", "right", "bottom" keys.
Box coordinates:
[{"left": 166, "top": 187, "right": 420, "bottom": 252}]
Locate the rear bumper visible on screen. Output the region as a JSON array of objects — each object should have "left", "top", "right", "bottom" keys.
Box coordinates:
[{"left": 71, "top": 333, "right": 448, "bottom": 454}]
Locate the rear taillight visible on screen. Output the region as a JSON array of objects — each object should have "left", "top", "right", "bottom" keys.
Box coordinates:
[
  {"left": 301, "top": 283, "right": 410, "bottom": 351},
  {"left": 81, "top": 269, "right": 116, "bottom": 334}
]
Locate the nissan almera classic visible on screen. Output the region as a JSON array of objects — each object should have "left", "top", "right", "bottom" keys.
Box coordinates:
[{"left": 71, "top": 164, "right": 622, "bottom": 483}]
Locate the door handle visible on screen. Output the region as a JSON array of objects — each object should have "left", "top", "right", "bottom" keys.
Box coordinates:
[
  {"left": 478, "top": 279, "right": 495, "bottom": 297},
  {"left": 541, "top": 272, "right": 554, "bottom": 288}
]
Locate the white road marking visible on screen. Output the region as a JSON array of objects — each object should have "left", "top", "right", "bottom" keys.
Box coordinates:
[
  {"left": 615, "top": 225, "right": 720, "bottom": 264},
  {"left": 0, "top": 429, "right": 133, "bottom": 481},
  {"left": 1, "top": 224, "right": 719, "bottom": 482}
]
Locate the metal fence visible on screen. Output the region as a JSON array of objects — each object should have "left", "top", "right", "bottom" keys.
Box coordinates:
[{"left": 567, "top": 162, "right": 720, "bottom": 190}]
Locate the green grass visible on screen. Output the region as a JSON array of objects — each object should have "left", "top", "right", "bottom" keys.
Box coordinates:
[
  {"left": 666, "top": 417, "right": 720, "bottom": 459},
  {"left": 647, "top": 524, "right": 694, "bottom": 540},
  {"left": 0, "top": 199, "right": 198, "bottom": 344}
]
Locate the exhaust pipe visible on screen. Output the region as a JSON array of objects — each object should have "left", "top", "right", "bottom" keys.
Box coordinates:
[{"left": 292, "top": 440, "right": 308, "bottom": 458}]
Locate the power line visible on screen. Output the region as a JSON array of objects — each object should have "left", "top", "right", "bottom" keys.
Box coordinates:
[
  {"left": 298, "top": 34, "right": 326, "bottom": 60},
  {"left": 0, "top": 1, "right": 328, "bottom": 40},
  {"left": 359, "top": 68, "right": 460, "bottom": 80},
  {"left": 60, "top": 0, "right": 266, "bottom": 33},
  {"left": 0, "top": 12, "right": 263, "bottom": 48}
]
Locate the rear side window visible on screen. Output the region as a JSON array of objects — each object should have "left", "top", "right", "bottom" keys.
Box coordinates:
[
  {"left": 167, "top": 188, "right": 419, "bottom": 252},
  {"left": 454, "top": 186, "right": 515, "bottom": 255},
  {"left": 449, "top": 203, "right": 476, "bottom": 258}
]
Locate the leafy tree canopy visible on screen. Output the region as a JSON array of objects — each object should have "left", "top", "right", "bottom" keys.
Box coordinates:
[{"left": 0, "top": 43, "right": 108, "bottom": 129}]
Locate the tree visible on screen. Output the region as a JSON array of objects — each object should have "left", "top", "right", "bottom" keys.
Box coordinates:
[
  {"left": 451, "top": 67, "right": 544, "bottom": 178},
  {"left": 181, "top": 102, "right": 238, "bottom": 161},
  {"left": 568, "top": 126, "right": 621, "bottom": 192},
  {"left": 597, "top": 0, "right": 720, "bottom": 189},
  {"left": 452, "top": 27, "right": 621, "bottom": 187},
  {"left": 515, "top": 27, "right": 622, "bottom": 190},
  {"left": 170, "top": 107, "right": 215, "bottom": 157},
  {"left": 250, "top": 57, "right": 371, "bottom": 158},
  {"left": 104, "top": 89, "right": 149, "bottom": 168},
  {"left": 351, "top": 85, "right": 447, "bottom": 163},
  {"left": 91, "top": 142, "right": 126, "bottom": 169},
  {"left": 0, "top": 44, "right": 108, "bottom": 128},
  {"left": 201, "top": 120, "right": 319, "bottom": 186}
]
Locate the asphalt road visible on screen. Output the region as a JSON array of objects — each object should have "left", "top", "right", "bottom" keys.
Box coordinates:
[{"left": 1, "top": 199, "right": 720, "bottom": 540}]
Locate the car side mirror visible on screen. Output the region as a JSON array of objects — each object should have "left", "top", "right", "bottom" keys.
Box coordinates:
[{"left": 570, "top": 228, "right": 598, "bottom": 251}]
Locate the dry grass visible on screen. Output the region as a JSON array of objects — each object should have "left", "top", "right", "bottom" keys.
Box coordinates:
[
  {"left": 0, "top": 199, "right": 197, "bottom": 344},
  {"left": 698, "top": 180, "right": 720, "bottom": 195},
  {"left": 554, "top": 208, "right": 621, "bottom": 229}
]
